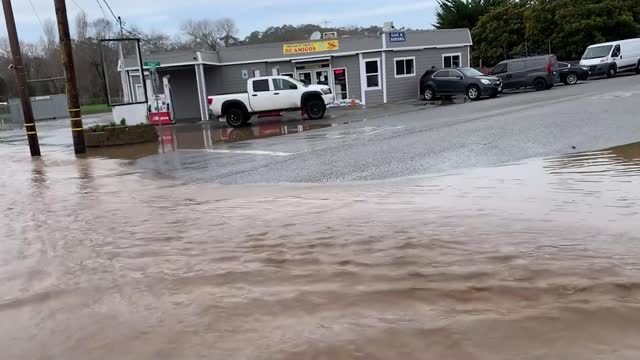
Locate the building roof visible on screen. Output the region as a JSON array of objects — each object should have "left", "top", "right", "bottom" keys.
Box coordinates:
[{"left": 124, "top": 28, "right": 472, "bottom": 70}]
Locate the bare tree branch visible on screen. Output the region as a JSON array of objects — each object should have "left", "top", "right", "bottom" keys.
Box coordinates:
[
  {"left": 180, "top": 19, "right": 223, "bottom": 51},
  {"left": 75, "top": 10, "right": 89, "bottom": 41}
]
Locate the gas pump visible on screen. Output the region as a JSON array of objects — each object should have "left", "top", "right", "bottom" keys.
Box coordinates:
[{"left": 148, "top": 75, "right": 175, "bottom": 125}]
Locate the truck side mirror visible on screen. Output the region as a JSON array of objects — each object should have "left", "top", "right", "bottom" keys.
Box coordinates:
[{"left": 289, "top": 84, "right": 297, "bottom": 90}]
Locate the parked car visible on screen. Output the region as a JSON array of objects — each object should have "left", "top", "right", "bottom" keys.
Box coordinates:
[
  {"left": 489, "top": 55, "right": 560, "bottom": 91},
  {"left": 558, "top": 62, "right": 589, "bottom": 85},
  {"left": 420, "top": 67, "right": 502, "bottom": 101},
  {"left": 579, "top": 38, "right": 640, "bottom": 78},
  {"left": 208, "top": 76, "right": 334, "bottom": 128}
]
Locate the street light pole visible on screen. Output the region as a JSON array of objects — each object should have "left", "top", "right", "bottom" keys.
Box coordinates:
[
  {"left": 2, "top": 0, "right": 41, "bottom": 157},
  {"left": 54, "top": 0, "right": 86, "bottom": 154}
]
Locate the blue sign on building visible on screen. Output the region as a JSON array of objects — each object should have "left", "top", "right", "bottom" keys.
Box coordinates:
[{"left": 389, "top": 32, "right": 406, "bottom": 43}]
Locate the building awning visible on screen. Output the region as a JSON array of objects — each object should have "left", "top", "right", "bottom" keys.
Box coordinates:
[{"left": 291, "top": 56, "right": 332, "bottom": 63}]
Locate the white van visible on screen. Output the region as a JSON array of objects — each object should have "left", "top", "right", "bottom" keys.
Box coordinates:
[{"left": 579, "top": 38, "right": 640, "bottom": 78}]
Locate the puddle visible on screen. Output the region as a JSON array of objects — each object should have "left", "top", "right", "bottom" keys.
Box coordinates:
[
  {"left": 84, "top": 121, "right": 333, "bottom": 159},
  {"left": 1, "top": 139, "right": 640, "bottom": 360}
]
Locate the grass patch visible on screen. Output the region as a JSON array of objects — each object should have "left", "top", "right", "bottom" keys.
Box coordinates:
[{"left": 81, "top": 103, "right": 111, "bottom": 115}]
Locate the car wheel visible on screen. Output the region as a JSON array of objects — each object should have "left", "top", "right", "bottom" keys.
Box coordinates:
[
  {"left": 565, "top": 73, "right": 578, "bottom": 85},
  {"left": 305, "top": 99, "right": 326, "bottom": 120},
  {"left": 607, "top": 66, "right": 617, "bottom": 78},
  {"left": 424, "top": 87, "right": 435, "bottom": 101},
  {"left": 226, "top": 108, "right": 246, "bottom": 128},
  {"left": 636, "top": 61, "right": 640, "bottom": 74},
  {"left": 466, "top": 85, "right": 480, "bottom": 101},
  {"left": 533, "top": 78, "right": 547, "bottom": 91}
]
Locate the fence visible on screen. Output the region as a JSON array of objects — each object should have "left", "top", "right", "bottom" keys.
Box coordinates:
[{"left": 8, "top": 94, "right": 70, "bottom": 123}]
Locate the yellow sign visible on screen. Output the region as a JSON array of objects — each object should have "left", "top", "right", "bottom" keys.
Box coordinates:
[{"left": 283, "top": 40, "right": 339, "bottom": 55}]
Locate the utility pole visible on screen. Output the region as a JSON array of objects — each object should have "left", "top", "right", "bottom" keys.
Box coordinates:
[
  {"left": 117, "top": 16, "right": 130, "bottom": 103},
  {"left": 54, "top": 0, "right": 86, "bottom": 154},
  {"left": 2, "top": 0, "right": 41, "bottom": 157}
]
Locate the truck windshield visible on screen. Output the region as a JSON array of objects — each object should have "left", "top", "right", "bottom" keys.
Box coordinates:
[
  {"left": 582, "top": 45, "right": 612, "bottom": 59},
  {"left": 287, "top": 78, "right": 307, "bottom": 88}
]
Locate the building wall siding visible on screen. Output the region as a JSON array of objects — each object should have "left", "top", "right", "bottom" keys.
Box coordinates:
[
  {"left": 385, "top": 47, "right": 470, "bottom": 102},
  {"left": 362, "top": 52, "right": 384, "bottom": 105},
  {"left": 208, "top": 62, "right": 268, "bottom": 94},
  {"left": 386, "top": 29, "right": 472, "bottom": 49},
  {"left": 168, "top": 68, "right": 200, "bottom": 120},
  {"left": 204, "top": 66, "right": 222, "bottom": 94},
  {"left": 332, "top": 55, "right": 361, "bottom": 102},
  {"left": 267, "top": 62, "right": 295, "bottom": 75}
]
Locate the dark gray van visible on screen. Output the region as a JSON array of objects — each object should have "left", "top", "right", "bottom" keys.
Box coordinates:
[{"left": 489, "top": 55, "right": 560, "bottom": 91}]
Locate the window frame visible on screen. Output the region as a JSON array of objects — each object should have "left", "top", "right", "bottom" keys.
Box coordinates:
[
  {"left": 272, "top": 78, "right": 297, "bottom": 91},
  {"left": 612, "top": 44, "right": 621, "bottom": 57},
  {"left": 492, "top": 62, "right": 508, "bottom": 75},
  {"left": 394, "top": 56, "right": 416, "bottom": 78},
  {"left": 252, "top": 79, "right": 271, "bottom": 92},
  {"left": 442, "top": 52, "right": 462, "bottom": 68},
  {"left": 363, "top": 58, "right": 382, "bottom": 90},
  {"left": 432, "top": 70, "right": 451, "bottom": 79}
]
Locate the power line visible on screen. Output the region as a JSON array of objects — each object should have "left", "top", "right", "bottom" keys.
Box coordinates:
[
  {"left": 69, "top": 0, "right": 86, "bottom": 12},
  {"left": 27, "top": 0, "right": 46, "bottom": 36},
  {"left": 94, "top": 0, "right": 108, "bottom": 19},
  {"left": 100, "top": 0, "right": 119, "bottom": 23}
]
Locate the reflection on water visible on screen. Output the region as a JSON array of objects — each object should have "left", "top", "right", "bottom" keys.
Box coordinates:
[
  {"left": 1, "top": 142, "right": 640, "bottom": 360},
  {"left": 86, "top": 122, "right": 333, "bottom": 160}
]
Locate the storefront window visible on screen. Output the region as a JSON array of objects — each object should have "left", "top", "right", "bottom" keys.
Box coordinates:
[
  {"left": 395, "top": 57, "right": 415, "bottom": 78},
  {"left": 364, "top": 59, "right": 380, "bottom": 89},
  {"left": 443, "top": 53, "right": 461, "bottom": 68}
]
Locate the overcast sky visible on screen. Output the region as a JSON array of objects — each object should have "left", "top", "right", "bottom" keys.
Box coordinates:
[{"left": 1, "top": 0, "right": 438, "bottom": 42}]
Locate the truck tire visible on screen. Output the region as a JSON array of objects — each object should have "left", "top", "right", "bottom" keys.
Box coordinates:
[
  {"left": 226, "top": 107, "right": 247, "bottom": 128},
  {"left": 305, "top": 99, "right": 326, "bottom": 120},
  {"left": 607, "top": 66, "right": 617, "bottom": 78},
  {"left": 533, "top": 78, "right": 547, "bottom": 91},
  {"left": 636, "top": 60, "right": 640, "bottom": 74}
]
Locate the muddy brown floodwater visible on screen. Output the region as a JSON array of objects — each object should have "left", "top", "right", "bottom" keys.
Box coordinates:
[{"left": 1, "top": 141, "right": 640, "bottom": 360}]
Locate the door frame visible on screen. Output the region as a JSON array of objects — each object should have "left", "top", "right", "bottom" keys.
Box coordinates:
[
  {"left": 296, "top": 70, "right": 312, "bottom": 85},
  {"left": 313, "top": 68, "right": 330, "bottom": 86},
  {"left": 332, "top": 67, "right": 349, "bottom": 101}
]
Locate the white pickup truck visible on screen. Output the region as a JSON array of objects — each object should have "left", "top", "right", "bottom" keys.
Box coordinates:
[{"left": 208, "top": 76, "right": 334, "bottom": 128}]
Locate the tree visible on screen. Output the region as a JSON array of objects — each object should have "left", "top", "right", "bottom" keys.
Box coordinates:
[
  {"left": 550, "top": 0, "right": 640, "bottom": 59},
  {"left": 434, "top": 0, "right": 505, "bottom": 29},
  {"left": 92, "top": 18, "right": 114, "bottom": 40},
  {"left": 43, "top": 19, "right": 58, "bottom": 50},
  {"left": 472, "top": 0, "right": 528, "bottom": 66},
  {"left": 181, "top": 19, "right": 223, "bottom": 50},
  {"left": 75, "top": 10, "right": 89, "bottom": 41},
  {"left": 217, "top": 18, "right": 239, "bottom": 47}
]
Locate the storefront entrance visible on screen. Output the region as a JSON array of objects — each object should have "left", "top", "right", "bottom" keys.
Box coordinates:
[
  {"left": 294, "top": 61, "right": 348, "bottom": 102},
  {"left": 332, "top": 68, "right": 348, "bottom": 101},
  {"left": 296, "top": 69, "right": 329, "bottom": 86}
]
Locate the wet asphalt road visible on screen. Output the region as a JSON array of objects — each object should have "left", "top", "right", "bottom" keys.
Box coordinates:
[{"left": 136, "top": 74, "right": 640, "bottom": 184}]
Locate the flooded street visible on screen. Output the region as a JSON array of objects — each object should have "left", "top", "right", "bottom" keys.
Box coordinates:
[{"left": 1, "top": 137, "right": 640, "bottom": 359}]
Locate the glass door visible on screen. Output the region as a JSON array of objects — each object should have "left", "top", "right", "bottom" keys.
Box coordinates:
[
  {"left": 297, "top": 71, "right": 312, "bottom": 85},
  {"left": 314, "top": 69, "right": 329, "bottom": 85},
  {"left": 332, "top": 68, "right": 348, "bottom": 101}
]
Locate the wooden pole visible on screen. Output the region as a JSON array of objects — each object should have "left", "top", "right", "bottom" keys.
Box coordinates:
[
  {"left": 2, "top": 0, "right": 41, "bottom": 156},
  {"left": 54, "top": 0, "right": 86, "bottom": 154}
]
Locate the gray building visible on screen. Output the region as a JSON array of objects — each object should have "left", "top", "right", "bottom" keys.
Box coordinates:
[{"left": 123, "top": 28, "right": 472, "bottom": 121}]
